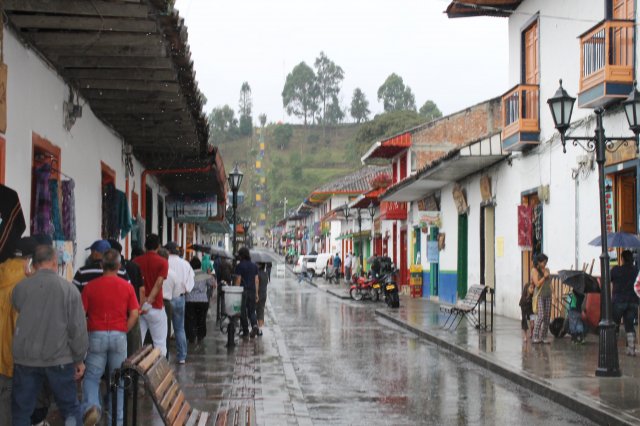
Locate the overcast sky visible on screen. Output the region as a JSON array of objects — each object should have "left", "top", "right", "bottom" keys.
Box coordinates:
[{"left": 174, "top": 0, "right": 509, "bottom": 123}]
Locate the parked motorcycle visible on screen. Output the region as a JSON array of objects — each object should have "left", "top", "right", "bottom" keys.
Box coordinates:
[
  {"left": 371, "top": 256, "right": 399, "bottom": 308},
  {"left": 349, "top": 274, "right": 382, "bottom": 301}
]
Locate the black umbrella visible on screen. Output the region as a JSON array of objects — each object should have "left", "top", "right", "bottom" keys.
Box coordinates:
[
  {"left": 557, "top": 270, "right": 601, "bottom": 295},
  {"left": 208, "top": 246, "right": 234, "bottom": 259},
  {"left": 250, "top": 249, "right": 279, "bottom": 264}
]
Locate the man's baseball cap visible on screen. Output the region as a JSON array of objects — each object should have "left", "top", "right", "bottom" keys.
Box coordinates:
[{"left": 86, "top": 240, "right": 111, "bottom": 253}]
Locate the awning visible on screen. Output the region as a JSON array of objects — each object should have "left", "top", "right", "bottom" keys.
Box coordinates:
[
  {"left": 361, "top": 133, "right": 411, "bottom": 163},
  {"left": 381, "top": 134, "right": 508, "bottom": 202},
  {"left": 445, "top": 0, "right": 522, "bottom": 18},
  {"left": 349, "top": 188, "right": 384, "bottom": 209}
]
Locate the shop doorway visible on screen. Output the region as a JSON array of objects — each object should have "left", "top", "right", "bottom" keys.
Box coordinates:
[
  {"left": 480, "top": 205, "right": 496, "bottom": 289},
  {"left": 457, "top": 214, "right": 468, "bottom": 299},
  {"left": 400, "top": 228, "right": 408, "bottom": 288},
  {"left": 521, "top": 192, "right": 542, "bottom": 288}
]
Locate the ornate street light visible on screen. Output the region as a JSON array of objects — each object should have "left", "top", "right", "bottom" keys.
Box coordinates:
[
  {"left": 547, "top": 79, "right": 640, "bottom": 377},
  {"left": 367, "top": 201, "right": 376, "bottom": 220},
  {"left": 228, "top": 164, "right": 243, "bottom": 256}
]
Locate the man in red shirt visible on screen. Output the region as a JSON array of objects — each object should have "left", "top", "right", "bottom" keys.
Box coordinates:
[
  {"left": 132, "top": 234, "right": 169, "bottom": 356},
  {"left": 81, "top": 249, "right": 139, "bottom": 425}
]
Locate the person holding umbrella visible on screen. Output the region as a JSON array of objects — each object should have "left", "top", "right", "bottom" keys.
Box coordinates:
[
  {"left": 611, "top": 250, "right": 639, "bottom": 356},
  {"left": 531, "top": 253, "right": 552, "bottom": 344}
]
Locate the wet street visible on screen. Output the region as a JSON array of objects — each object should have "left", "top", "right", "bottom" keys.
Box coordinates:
[{"left": 265, "top": 274, "right": 598, "bottom": 425}]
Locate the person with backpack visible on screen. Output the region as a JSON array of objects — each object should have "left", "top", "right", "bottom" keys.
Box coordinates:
[{"left": 234, "top": 247, "right": 260, "bottom": 338}]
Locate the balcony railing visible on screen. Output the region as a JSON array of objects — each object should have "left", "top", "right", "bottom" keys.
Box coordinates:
[
  {"left": 501, "top": 84, "right": 540, "bottom": 144},
  {"left": 579, "top": 19, "right": 634, "bottom": 106}
]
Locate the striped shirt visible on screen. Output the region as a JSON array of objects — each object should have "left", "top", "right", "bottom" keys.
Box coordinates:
[{"left": 72, "top": 259, "right": 130, "bottom": 293}]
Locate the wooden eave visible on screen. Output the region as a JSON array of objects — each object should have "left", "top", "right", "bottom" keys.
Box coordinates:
[
  {"left": 445, "top": 0, "right": 522, "bottom": 18},
  {"left": 4, "top": 0, "right": 224, "bottom": 200}
]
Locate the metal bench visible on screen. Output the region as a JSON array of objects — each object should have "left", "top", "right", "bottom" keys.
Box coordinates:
[
  {"left": 114, "top": 345, "right": 211, "bottom": 426},
  {"left": 440, "top": 284, "right": 488, "bottom": 330}
]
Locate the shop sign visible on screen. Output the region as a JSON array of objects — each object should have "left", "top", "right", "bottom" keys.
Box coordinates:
[
  {"left": 166, "top": 194, "right": 217, "bottom": 220},
  {"left": 417, "top": 193, "right": 440, "bottom": 211},
  {"left": 380, "top": 201, "right": 407, "bottom": 220},
  {"left": 480, "top": 176, "right": 492, "bottom": 202},
  {"left": 452, "top": 184, "right": 468, "bottom": 214}
]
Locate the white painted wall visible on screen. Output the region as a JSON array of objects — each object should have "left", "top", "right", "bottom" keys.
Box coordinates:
[{"left": 3, "top": 28, "right": 169, "bottom": 266}]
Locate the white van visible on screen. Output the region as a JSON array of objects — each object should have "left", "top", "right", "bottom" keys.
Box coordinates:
[
  {"left": 313, "top": 253, "right": 334, "bottom": 277},
  {"left": 293, "top": 255, "right": 317, "bottom": 274}
]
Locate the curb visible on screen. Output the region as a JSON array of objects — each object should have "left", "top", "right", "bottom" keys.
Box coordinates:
[{"left": 375, "top": 309, "right": 638, "bottom": 426}]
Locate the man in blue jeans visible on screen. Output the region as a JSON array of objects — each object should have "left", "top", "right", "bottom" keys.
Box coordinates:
[
  {"left": 164, "top": 242, "right": 194, "bottom": 364},
  {"left": 11, "top": 245, "right": 89, "bottom": 426},
  {"left": 81, "top": 249, "right": 139, "bottom": 424}
]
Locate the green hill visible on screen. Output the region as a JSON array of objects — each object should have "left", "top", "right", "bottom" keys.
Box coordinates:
[{"left": 217, "top": 124, "right": 363, "bottom": 227}]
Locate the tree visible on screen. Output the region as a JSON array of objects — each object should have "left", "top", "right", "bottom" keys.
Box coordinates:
[
  {"left": 325, "top": 95, "right": 345, "bottom": 125},
  {"left": 273, "top": 123, "right": 293, "bottom": 150},
  {"left": 238, "top": 82, "right": 253, "bottom": 136},
  {"left": 314, "top": 51, "right": 344, "bottom": 125},
  {"left": 419, "top": 100, "right": 442, "bottom": 122},
  {"left": 377, "top": 73, "right": 416, "bottom": 112},
  {"left": 208, "top": 105, "right": 238, "bottom": 143},
  {"left": 258, "top": 113, "right": 267, "bottom": 127},
  {"left": 282, "top": 62, "right": 318, "bottom": 125},
  {"left": 350, "top": 88, "right": 370, "bottom": 123}
]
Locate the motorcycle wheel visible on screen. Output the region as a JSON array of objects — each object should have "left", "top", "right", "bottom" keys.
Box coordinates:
[
  {"left": 371, "top": 289, "right": 380, "bottom": 302},
  {"left": 390, "top": 293, "right": 400, "bottom": 308},
  {"left": 350, "top": 287, "right": 363, "bottom": 301}
]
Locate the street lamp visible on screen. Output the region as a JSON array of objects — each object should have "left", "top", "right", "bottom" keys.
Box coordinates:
[
  {"left": 356, "top": 208, "right": 363, "bottom": 272},
  {"left": 228, "top": 164, "right": 243, "bottom": 256},
  {"left": 547, "top": 79, "right": 640, "bottom": 377},
  {"left": 368, "top": 202, "right": 377, "bottom": 257}
]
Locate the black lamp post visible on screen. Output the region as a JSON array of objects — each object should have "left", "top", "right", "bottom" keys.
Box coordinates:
[
  {"left": 547, "top": 79, "right": 640, "bottom": 377},
  {"left": 228, "top": 164, "right": 243, "bottom": 256},
  {"left": 368, "top": 202, "right": 377, "bottom": 256}
]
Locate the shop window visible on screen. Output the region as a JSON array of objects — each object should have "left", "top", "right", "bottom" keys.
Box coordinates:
[
  {"left": 101, "top": 162, "right": 116, "bottom": 239},
  {"left": 0, "top": 137, "right": 5, "bottom": 184},
  {"left": 31, "top": 133, "right": 61, "bottom": 235}
]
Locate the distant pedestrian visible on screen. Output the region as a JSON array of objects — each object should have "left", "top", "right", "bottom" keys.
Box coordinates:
[
  {"left": 611, "top": 250, "right": 639, "bottom": 356},
  {"left": 333, "top": 253, "right": 342, "bottom": 283},
  {"left": 344, "top": 253, "right": 352, "bottom": 282},
  {"left": 11, "top": 245, "right": 90, "bottom": 426},
  {"left": 531, "top": 253, "right": 551, "bottom": 344},
  {"left": 567, "top": 290, "right": 585, "bottom": 344},
  {"left": 235, "top": 247, "right": 260, "bottom": 338},
  {"left": 81, "top": 249, "right": 139, "bottom": 425},
  {"left": 519, "top": 281, "right": 534, "bottom": 342},
  {"left": 133, "top": 235, "right": 169, "bottom": 357},
  {"left": 185, "top": 257, "right": 215, "bottom": 344},
  {"left": 256, "top": 263, "right": 269, "bottom": 332}
]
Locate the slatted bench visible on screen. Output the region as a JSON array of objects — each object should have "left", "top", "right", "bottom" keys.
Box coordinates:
[
  {"left": 440, "top": 284, "right": 487, "bottom": 331},
  {"left": 115, "top": 345, "right": 211, "bottom": 426},
  {"left": 214, "top": 403, "right": 255, "bottom": 426}
]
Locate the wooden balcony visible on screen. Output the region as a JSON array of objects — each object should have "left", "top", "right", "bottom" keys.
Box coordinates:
[
  {"left": 501, "top": 84, "right": 540, "bottom": 151},
  {"left": 578, "top": 19, "right": 634, "bottom": 108}
]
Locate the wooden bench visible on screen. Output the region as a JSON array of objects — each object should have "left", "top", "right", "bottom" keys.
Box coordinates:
[
  {"left": 116, "top": 345, "right": 211, "bottom": 426},
  {"left": 440, "top": 284, "right": 487, "bottom": 331},
  {"left": 214, "top": 403, "right": 256, "bottom": 426}
]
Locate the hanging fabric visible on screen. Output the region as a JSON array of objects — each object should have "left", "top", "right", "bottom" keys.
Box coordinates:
[
  {"left": 102, "top": 182, "right": 117, "bottom": 239},
  {"left": 33, "top": 163, "right": 53, "bottom": 237},
  {"left": 49, "top": 179, "right": 64, "bottom": 241},
  {"left": 116, "top": 190, "right": 132, "bottom": 238},
  {"left": 61, "top": 179, "right": 76, "bottom": 241},
  {"left": 0, "top": 183, "right": 26, "bottom": 262}
]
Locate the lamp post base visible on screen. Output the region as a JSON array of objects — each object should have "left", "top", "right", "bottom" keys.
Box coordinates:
[{"left": 595, "top": 320, "right": 621, "bottom": 377}]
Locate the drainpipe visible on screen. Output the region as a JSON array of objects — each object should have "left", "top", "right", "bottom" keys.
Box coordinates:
[{"left": 140, "top": 164, "right": 226, "bottom": 221}]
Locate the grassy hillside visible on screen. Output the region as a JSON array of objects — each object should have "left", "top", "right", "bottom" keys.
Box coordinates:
[{"left": 217, "top": 123, "right": 363, "bottom": 227}]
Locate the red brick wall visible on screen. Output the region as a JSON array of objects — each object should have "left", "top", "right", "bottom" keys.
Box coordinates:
[{"left": 412, "top": 97, "right": 502, "bottom": 170}]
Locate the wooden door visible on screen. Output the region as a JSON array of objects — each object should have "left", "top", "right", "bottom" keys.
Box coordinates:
[
  {"left": 617, "top": 174, "right": 637, "bottom": 233},
  {"left": 524, "top": 21, "right": 539, "bottom": 85},
  {"left": 521, "top": 194, "right": 541, "bottom": 289},
  {"left": 400, "top": 229, "right": 408, "bottom": 288},
  {"left": 613, "top": 0, "right": 634, "bottom": 19}
]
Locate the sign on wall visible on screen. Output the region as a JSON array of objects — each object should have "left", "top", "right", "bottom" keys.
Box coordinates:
[{"left": 166, "top": 194, "right": 217, "bottom": 220}]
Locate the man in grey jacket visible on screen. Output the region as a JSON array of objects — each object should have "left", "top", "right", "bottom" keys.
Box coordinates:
[{"left": 11, "top": 245, "right": 90, "bottom": 426}]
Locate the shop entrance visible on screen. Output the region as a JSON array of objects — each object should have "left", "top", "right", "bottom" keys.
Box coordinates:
[
  {"left": 521, "top": 192, "right": 542, "bottom": 288},
  {"left": 457, "top": 214, "right": 468, "bottom": 299}
]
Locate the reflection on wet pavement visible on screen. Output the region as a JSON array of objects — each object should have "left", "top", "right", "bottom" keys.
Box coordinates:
[{"left": 269, "top": 275, "right": 597, "bottom": 425}]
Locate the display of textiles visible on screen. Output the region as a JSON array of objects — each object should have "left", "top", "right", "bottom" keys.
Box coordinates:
[
  {"left": 32, "top": 163, "right": 53, "bottom": 236},
  {"left": 55, "top": 240, "right": 76, "bottom": 281},
  {"left": 116, "top": 190, "right": 132, "bottom": 239},
  {"left": 49, "top": 180, "right": 64, "bottom": 241},
  {"left": 61, "top": 179, "right": 76, "bottom": 241},
  {"left": 102, "top": 182, "right": 118, "bottom": 239}
]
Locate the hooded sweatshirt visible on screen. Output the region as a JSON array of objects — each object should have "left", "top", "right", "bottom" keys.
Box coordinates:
[
  {"left": 0, "top": 258, "right": 25, "bottom": 376},
  {"left": 12, "top": 269, "right": 88, "bottom": 367}
]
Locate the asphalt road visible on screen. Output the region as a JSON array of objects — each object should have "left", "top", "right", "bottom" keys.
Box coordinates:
[{"left": 263, "top": 274, "right": 598, "bottom": 426}]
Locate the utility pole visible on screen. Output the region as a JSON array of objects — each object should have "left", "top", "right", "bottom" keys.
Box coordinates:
[{"left": 283, "top": 197, "right": 288, "bottom": 219}]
